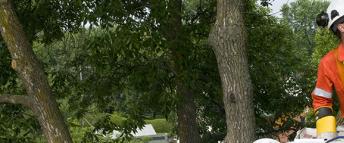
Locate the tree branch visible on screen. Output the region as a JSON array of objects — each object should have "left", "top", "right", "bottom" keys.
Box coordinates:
[
  {"left": 0, "top": 94, "right": 34, "bottom": 108},
  {"left": 0, "top": 0, "right": 8, "bottom": 4}
]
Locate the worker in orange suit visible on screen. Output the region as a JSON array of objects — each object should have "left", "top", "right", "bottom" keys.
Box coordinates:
[{"left": 313, "top": 0, "right": 344, "bottom": 140}]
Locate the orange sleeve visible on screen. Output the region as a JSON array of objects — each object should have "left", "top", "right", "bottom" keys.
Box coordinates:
[{"left": 312, "top": 60, "right": 333, "bottom": 111}]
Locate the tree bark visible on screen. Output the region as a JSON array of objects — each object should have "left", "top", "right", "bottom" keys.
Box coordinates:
[
  {"left": 176, "top": 86, "right": 201, "bottom": 143},
  {"left": 0, "top": 1, "right": 73, "bottom": 143},
  {"left": 209, "top": 0, "right": 256, "bottom": 142},
  {"left": 164, "top": 0, "right": 201, "bottom": 143}
]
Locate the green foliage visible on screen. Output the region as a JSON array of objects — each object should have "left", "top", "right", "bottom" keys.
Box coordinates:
[
  {"left": 1, "top": 0, "right": 336, "bottom": 141},
  {"left": 281, "top": 0, "right": 329, "bottom": 56},
  {"left": 69, "top": 119, "right": 94, "bottom": 143},
  {"left": 246, "top": 0, "right": 339, "bottom": 138},
  {"left": 12, "top": 0, "right": 85, "bottom": 43},
  {"left": 145, "top": 118, "right": 174, "bottom": 134},
  {"left": 34, "top": 25, "right": 174, "bottom": 141},
  {"left": 34, "top": 29, "right": 151, "bottom": 141},
  {"left": 0, "top": 105, "right": 44, "bottom": 143},
  {"left": 0, "top": 44, "right": 23, "bottom": 94},
  {"left": 248, "top": 8, "right": 304, "bottom": 115},
  {"left": 0, "top": 27, "right": 38, "bottom": 143},
  {"left": 0, "top": 46, "right": 13, "bottom": 86},
  {"left": 304, "top": 108, "right": 316, "bottom": 128},
  {"left": 312, "top": 29, "right": 339, "bottom": 66},
  {"left": 243, "top": 0, "right": 324, "bottom": 137},
  {"left": 4, "top": 0, "right": 173, "bottom": 142}
]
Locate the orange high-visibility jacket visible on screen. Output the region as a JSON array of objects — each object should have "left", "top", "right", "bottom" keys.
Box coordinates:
[{"left": 312, "top": 43, "right": 344, "bottom": 117}]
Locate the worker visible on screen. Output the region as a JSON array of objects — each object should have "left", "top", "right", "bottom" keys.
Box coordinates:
[{"left": 314, "top": 0, "right": 344, "bottom": 140}]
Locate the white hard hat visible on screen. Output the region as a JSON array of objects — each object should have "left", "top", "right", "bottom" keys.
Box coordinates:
[
  {"left": 316, "top": 0, "right": 344, "bottom": 34},
  {"left": 327, "top": 0, "right": 344, "bottom": 29}
]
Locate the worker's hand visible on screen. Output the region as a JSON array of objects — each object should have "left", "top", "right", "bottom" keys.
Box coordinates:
[{"left": 315, "top": 107, "right": 337, "bottom": 139}]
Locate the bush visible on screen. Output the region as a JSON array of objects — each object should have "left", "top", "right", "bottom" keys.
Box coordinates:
[{"left": 145, "top": 118, "right": 173, "bottom": 134}]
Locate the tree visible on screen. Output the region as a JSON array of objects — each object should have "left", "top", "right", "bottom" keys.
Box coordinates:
[
  {"left": 0, "top": 1, "right": 72, "bottom": 142},
  {"left": 35, "top": 27, "right": 163, "bottom": 142},
  {"left": 209, "top": 0, "right": 255, "bottom": 142},
  {"left": 163, "top": 0, "right": 202, "bottom": 142},
  {"left": 33, "top": 1, "right": 216, "bottom": 142},
  {"left": 312, "top": 29, "right": 339, "bottom": 66},
  {"left": 281, "top": 0, "right": 329, "bottom": 58},
  {"left": 3, "top": 0, "right": 326, "bottom": 142},
  {"left": 242, "top": 1, "right": 309, "bottom": 138}
]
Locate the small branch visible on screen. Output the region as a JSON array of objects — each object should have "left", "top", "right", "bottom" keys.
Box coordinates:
[
  {"left": 0, "top": 94, "right": 34, "bottom": 107},
  {"left": 83, "top": 118, "right": 94, "bottom": 127}
]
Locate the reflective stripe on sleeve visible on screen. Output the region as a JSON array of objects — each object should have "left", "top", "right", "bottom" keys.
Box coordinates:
[{"left": 313, "top": 88, "right": 332, "bottom": 99}]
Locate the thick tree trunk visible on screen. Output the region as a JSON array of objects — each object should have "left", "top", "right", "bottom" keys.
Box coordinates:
[
  {"left": 176, "top": 86, "right": 201, "bottom": 143},
  {"left": 164, "top": 0, "right": 201, "bottom": 143},
  {"left": 209, "top": 0, "right": 256, "bottom": 143},
  {"left": 0, "top": 1, "right": 73, "bottom": 143}
]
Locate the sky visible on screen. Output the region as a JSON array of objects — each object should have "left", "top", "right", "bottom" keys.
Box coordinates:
[{"left": 270, "top": 0, "right": 295, "bottom": 17}]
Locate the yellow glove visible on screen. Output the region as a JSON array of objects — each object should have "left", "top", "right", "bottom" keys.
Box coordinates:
[{"left": 315, "top": 107, "right": 337, "bottom": 139}]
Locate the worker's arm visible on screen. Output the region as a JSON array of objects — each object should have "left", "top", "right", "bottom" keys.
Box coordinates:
[
  {"left": 312, "top": 60, "right": 336, "bottom": 139},
  {"left": 312, "top": 60, "right": 333, "bottom": 111}
]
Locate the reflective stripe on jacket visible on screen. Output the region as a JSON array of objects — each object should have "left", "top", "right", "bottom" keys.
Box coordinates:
[{"left": 312, "top": 43, "right": 344, "bottom": 117}]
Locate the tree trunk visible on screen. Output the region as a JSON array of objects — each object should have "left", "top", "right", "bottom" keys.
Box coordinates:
[
  {"left": 164, "top": 0, "right": 201, "bottom": 143},
  {"left": 209, "top": 0, "right": 256, "bottom": 142},
  {"left": 176, "top": 85, "right": 201, "bottom": 143},
  {"left": 0, "top": 1, "right": 73, "bottom": 143}
]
